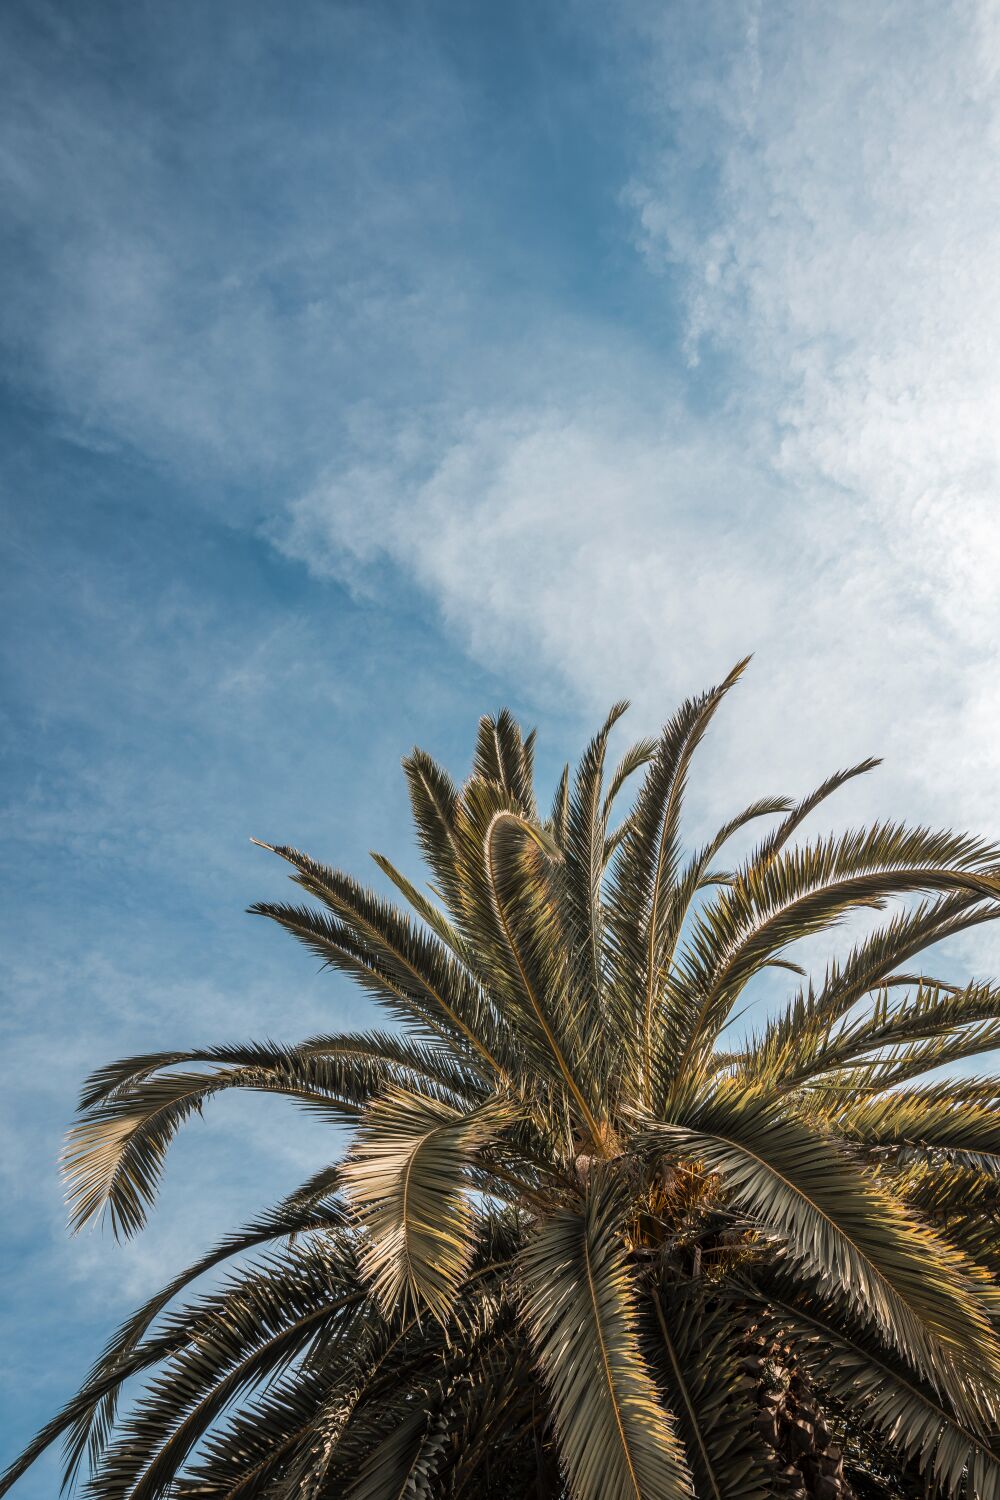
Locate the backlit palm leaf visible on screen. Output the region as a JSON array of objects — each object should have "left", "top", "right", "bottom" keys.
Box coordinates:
[
  {"left": 10, "top": 666, "right": 1000, "bottom": 1500},
  {"left": 64, "top": 1039, "right": 439, "bottom": 1237},
  {"left": 650, "top": 1086, "right": 1000, "bottom": 1414},
  {"left": 342, "top": 1086, "right": 513, "bottom": 1321},
  {"left": 520, "top": 1176, "right": 692, "bottom": 1500}
]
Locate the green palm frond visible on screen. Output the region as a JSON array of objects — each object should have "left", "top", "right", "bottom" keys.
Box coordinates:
[
  {"left": 318, "top": 1261, "right": 518, "bottom": 1495},
  {"left": 521, "top": 1176, "right": 692, "bottom": 1500},
  {"left": 894, "top": 1161, "right": 1000, "bottom": 1277},
  {"left": 599, "top": 735, "right": 659, "bottom": 869},
  {"left": 86, "top": 1242, "right": 369, "bottom": 1500},
  {"left": 454, "top": 785, "right": 604, "bottom": 1141},
  {"left": 438, "top": 1345, "right": 546, "bottom": 1496},
  {"left": 848, "top": 1021, "right": 1000, "bottom": 1095},
  {"left": 650, "top": 1086, "right": 1000, "bottom": 1412},
  {"left": 741, "top": 893, "right": 997, "bottom": 1086},
  {"left": 12, "top": 669, "right": 1000, "bottom": 1500},
  {"left": 606, "top": 657, "right": 750, "bottom": 1102},
  {"left": 172, "top": 1360, "right": 344, "bottom": 1498},
  {"left": 83, "top": 1031, "right": 481, "bottom": 1112},
  {"left": 368, "top": 850, "right": 468, "bottom": 953},
  {"left": 650, "top": 795, "right": 795, "bottom": 1064},
  {"left": 343, "top": 1409, "right": 449, "bottom": 1500},
  {"left": 648, "top": 1282, "right": 776, "bottom": 1500},
  {"left": 59, "top": 1193, "right": 348, "bottom": 1488},
  {"left": 548, "top": 761, "right": 571, "bottom": 850},
  {"left": 250, "top": 845, "right": 511, "bottom": 1077},
  {"left": 473, "top": 707, "right": 539, "bottom": 819},
  {"left": 843, "top": 977, "right": 1000, "bottom": 1066},
  {"left": 64, "top": 1039, "right": 432, "bottom": 1237},
  {"left": 671, "top": 793, "right": 794, "bottom": 897},
  {"left": 832, "top": 1083, "right": 1000, "bottom": 1176},
  {"left": 746, "top": 757, "right": 882, "bottom": 869},
  {"left": 744, "top": 1270, "right": 1000, "bottom": 1499},
  {"left": 342, "top": 1087, "right": 513, "bottom": 1321},
  {"left": 755, "top": 972, "right": 1000, "bottom": 1094},
  {"left": 563, "top": 701, "right": 629, "bottom": 1018},
  {"left": 667, "top": 826, "right": 1000, "bottom": 1083},
  {"left": 601, "top": 734, "right": 657, "bottom": 832},
  {"left": 401, "top": 747, "right": 463, "bottom": 907},
  {"left": 65, "top": 1060, "right": 348, "bottom": 1239}
]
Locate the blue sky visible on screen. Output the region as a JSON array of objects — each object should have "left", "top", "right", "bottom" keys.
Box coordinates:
[{"left": 4, "top": 1, "right": 1000, "bottom": 1491}]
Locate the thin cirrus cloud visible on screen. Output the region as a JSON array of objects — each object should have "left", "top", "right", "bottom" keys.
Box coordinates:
[{"left": 0, "top": 1, "right": 478, "bottom": 479}]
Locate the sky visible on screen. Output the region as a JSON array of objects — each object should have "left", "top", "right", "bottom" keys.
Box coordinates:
[{"left": 3, "top": 0, "right": 1000, "bottom": 1490}]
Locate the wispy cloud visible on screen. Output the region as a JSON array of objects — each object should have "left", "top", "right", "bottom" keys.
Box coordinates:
[
  {"left": 0, "top": 2, "right": 475, "bottom": 478},
  {"left": 279, "top": 0, "right": 1000, "bottom": 857},
  {"left": 628, "top": 1, "right": 1000, "bottom": 593}
]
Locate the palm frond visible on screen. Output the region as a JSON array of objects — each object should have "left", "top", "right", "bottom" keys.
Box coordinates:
[
  {"left": 601, "top": 733, "right": 657, "bottom": 832},
  {"left": 743, "top": 1269, "right": 1000, "bottom": 1500},
  {"left": 401, "top": 747, "right": 463, "bottom": 908},
  {"left": 549, "top": 761, "right": 571, "bottom": 850},
  {"left": 520, "top": 1175, "right": 692, "bottom": 1500},
  {"left": 57, "top": 1191, "right": 347, "bottom": 1488},
  {"left": 64, "top": 1032, "right": 448, "bottom": 1239},
  {"left": 650, "top": 796, "right": 795, "bottom": 1075},
  {"left": 605, "top": 657, "right": 750, "bottom": 1103},
  {"left": 252, "top": 842, "right": 514, "bottom": 1078},
  {"left": 473, "top": 708, "right": 538, "bottom": 819},
  {"left": 172, "top": 1360, "right": 347, "bottom": 1498},
  {"left": 438, "top": 1343, "right": 546, "bottom": 1496},
  {"left": 650, "top": 1085, "right": 1000, "bottom": 1414},
  {"left": 599, "top": 734, "right": 658, "bottom": 867},
  {"left": 344, "top": 1409, "right": 448, "bottom": 1500},
  {"left": 83, "top": 1243, "right": 369, "bottom": 1500},
  {"left": 894, "top": 1161, "right": 1000, "bottom": 1275},
  {"left": 751, "top": 932, "right": 1000, "bottom": 1089},
  {"left": 562, "top": 701, "right": 629, "bottom": 1069},
  {"left": 368, "top": 850, "right": 468, "bottom": 953},
  {"left": 668, "top": 826, "right": 1000, "bottom": 1081},
  {"left": 453, "top": 782, "right": 605, "bottom": 1142},
  {"left": 648, "top": 1281, "right": 776, "bottom": 1499},
  {"left": 65, "top": 1052, "right": 365, "bottom": 1238},
  {"left": 747, "top": 758, "right": 882, "bottom": 869},
  {"left": 342, "top": 1087, "right": 512, "bottom": 1321},
  {"left": 833, "top": 1082, "right": 1000, "bottom": 1174}
]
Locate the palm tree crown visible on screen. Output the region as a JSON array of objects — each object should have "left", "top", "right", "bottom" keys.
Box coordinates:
[{"left": 8, "top": 661, "right": 1000, "bottom": 1498}]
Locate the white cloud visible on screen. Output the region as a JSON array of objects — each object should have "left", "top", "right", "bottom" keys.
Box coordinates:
[
  {"left": 278, "top": 389, "right": 996, "bottom": 853},
  {"left": 279, "top": 0, "right": 1000, "bottom": 873},
  {"left": 628, "top": 0, "right": 1000, "bottom": 631}
]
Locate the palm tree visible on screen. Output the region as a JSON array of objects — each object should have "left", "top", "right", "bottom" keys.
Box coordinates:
[{"left": 8, "top": 662, "right": 1000, "bottom": 1498}]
